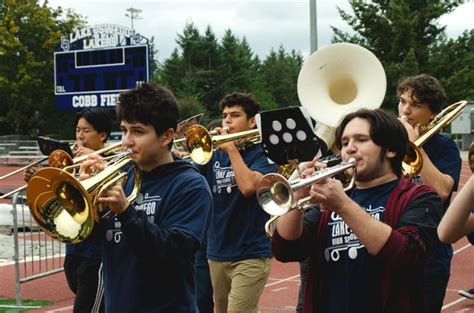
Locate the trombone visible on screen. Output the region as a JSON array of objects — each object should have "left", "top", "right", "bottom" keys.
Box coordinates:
[
  {"left": 0, "top": 142, "right": 123, "bottom": 199},
  {"left": 402, "top": 100, "right": 467, "bottom": 178},
  {"left": 186, "top": 124, "right": 260, "bottom": 165}
]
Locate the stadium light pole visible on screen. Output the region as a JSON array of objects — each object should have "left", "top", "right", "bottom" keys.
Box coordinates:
[
  {"left": 310, "top": 0, "right": 318, "bottom": 53},
  {"left": 125, "top": 7, "right": 142, "bottom": 32}
]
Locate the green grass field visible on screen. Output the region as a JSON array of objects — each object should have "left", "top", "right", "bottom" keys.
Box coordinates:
[{"left": 0, "top": 299, "right": 53, "bottom": 313}]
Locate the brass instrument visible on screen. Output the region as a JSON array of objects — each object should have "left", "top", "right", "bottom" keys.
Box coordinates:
[
  {"left": 26, "top": 149, "right": 141, "bottom": 243},
  {"left": 0, "top": 142, "right": 123, "bottom": 200},
  {"left": 174, "top": 113, "right": 204, "bottom": 155},
  {"left": 402, "top": 100, "right": 467, "bottom": 178},
  {"left": 263, "top": 42, "right": 387, "bottom": 237},
  {"left": 257, "top": 158, "right": 356, "bottom": 216},
  {"left": 186, "top": 124, "right": 260, "bottom": 165}
]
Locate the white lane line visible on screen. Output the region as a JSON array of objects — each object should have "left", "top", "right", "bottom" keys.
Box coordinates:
[
  {"left": 453, "top": 243, "right": 471, "bottom": 255},
  {"left": 46, "top": 305, "right": 73, "bottom": 312},
  {"left": 265, "top": 274, "right": 300, "bottom": 287},
  {"left": 271, "top": 287, "right": 288, "bottom": 292}
]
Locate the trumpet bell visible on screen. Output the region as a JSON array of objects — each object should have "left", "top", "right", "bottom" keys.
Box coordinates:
[
  {"left": 257, "top": 174, "right": 310, "bottom": 216},
  {"left": 298, "top": 42, "right": 386, "bottom": 128}
]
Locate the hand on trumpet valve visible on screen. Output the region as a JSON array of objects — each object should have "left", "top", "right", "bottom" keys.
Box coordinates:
[
  {"left": 79, "top": 154, "right": 106, "bottom": 180},
  {"left": 299, "top": 157, "right": 328, "bottom": 179},
  {"left": 308, "top": 178, "right": 349, "bottom": 213}
]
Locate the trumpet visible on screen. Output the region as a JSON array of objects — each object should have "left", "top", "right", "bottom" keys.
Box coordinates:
[
  {"left": 402, "top": 100, "right": 467, "bottom": 178},
  {"left": 257, "top": 158, "right": 356, "bottom": 217},
  {"left": 0, "top": 142, "right": 123, "bottom": 200},
  {"left": 26, "top": 149, "right": 141, "bottom": 243},
  {"left": 186, "top": 124, "right": 260, "bottom": 165}
]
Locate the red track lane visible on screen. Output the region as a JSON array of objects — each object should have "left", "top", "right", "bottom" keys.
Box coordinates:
[{"left": 0, "top": 161, "right": 472, "bottom": 313}]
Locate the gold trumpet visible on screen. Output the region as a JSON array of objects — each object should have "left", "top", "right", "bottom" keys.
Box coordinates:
[
  {"left": 402, "top": 100, "right": 467, "bottom": 178},
  {"left": 186, "top": 124, "right": 260, "bottom": 165},
  {"left": 0, "top": 142, "right": 123, "bottom": 200},
  {"left": 26, "top": 149, "right": 141, "bottom": 244}
]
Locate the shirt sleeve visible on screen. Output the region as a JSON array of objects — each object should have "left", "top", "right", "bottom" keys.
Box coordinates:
[
  {"left": 272, "top": 206, "right": 322, "bottom": 262},
  {"left": 376, "top": 191, "right": 443, "bottom": 268},
  {"left": 117, "top": 175, "right": 213, "bottom": 262}
]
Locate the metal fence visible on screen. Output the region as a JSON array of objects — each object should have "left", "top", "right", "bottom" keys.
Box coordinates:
[{"left": 11, "top": 191, "right": 65, "bottom": 307}]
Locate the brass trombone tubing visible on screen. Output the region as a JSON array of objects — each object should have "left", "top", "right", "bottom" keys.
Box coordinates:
[{"left": 0, "top": 156, "right": 49, "bottom": 180}]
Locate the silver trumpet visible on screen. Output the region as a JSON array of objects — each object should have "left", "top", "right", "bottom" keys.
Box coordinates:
[{"left": 257, "top": 158, "right": 357, "bottom": 217}]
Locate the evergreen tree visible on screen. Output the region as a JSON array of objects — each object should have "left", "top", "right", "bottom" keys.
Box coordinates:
[{"left": 332, "top": 0, "right": 465, "bottom": 111}]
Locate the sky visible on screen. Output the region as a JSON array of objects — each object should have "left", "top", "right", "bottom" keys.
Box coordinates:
[{"left": 46, "top": 0, "right": 474, "bottom": 63}]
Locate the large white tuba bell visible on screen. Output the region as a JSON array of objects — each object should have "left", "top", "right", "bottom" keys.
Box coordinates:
[{"left": 298, "top": 42, "right": 386, "bottom": 129}]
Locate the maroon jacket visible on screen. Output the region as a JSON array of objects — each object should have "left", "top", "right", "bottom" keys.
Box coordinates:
[{"left": 272, "top": 178, "right": 440, "bottom": 313}]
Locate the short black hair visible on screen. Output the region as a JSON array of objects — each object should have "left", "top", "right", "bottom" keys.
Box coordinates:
[
  {"left": 74, "top": 108, "right": 113, "bottom": 142},
  {"left": 396, "top": 74, "right": 446, "bottom": 114},
  {"left": 335, "top": 108, "right": 408, "bottom": 177},
  {"left": 116, "top": 82, "right": 180, "bottom": 137},
  {"left": 219, "top": 92, "right": 261, "bottom": 118}
]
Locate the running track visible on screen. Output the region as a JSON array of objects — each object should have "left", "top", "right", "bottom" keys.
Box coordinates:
[{"left": 0, "top": 160, "right": 472, "bottom": 312}]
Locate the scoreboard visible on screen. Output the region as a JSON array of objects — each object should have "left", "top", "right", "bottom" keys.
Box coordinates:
[{"left": 54, "top": 25, "right": 150, "bottom": 110}]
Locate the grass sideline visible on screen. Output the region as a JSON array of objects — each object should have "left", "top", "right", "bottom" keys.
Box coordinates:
[{"left": 0, "top": 299, "right": 53, "bottom": 313}]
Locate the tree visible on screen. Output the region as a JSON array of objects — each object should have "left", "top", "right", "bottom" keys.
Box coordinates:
[
  {"left": 0, "top": 0, "right": 85, "bottom": 137},
  {"left": 332, "top": 0, "right": 466, "bottom": 111},
  {"left": 261, "top": 46, "right": 303, "bottom": 108}
]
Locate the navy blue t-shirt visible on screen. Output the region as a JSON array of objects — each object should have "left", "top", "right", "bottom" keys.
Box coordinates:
[
  {"left": 416, "top": 133, "right": 461, "bottom": 276},
  {"left": 202, "top": 144, "right": 278, "bottom": 261},
  {"left": 322, "top": 180, "right": 395, "bottom": 313},
  {"left": 101, "top": 159, "right": 213, "bottom": 313}
]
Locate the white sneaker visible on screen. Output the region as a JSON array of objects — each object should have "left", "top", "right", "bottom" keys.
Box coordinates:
[{"left": 458, "top": 288, "right": 474, "bottom": 299}]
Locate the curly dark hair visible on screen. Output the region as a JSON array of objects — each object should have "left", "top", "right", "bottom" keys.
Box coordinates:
[
  {"left": 117, "top": 82, "right": 180, "bottom": 135},
  {"left": 396, "top": 74, "right": 447, "bottom": 114},
  {"left": 219, "top": 92, "right": 261, "bottom": 118},
  {"left": 335, "top": 108, "right": 408, "bottom": 177},
  {"left": 74, "top": 108, "right": 113, "bottom": 142}
]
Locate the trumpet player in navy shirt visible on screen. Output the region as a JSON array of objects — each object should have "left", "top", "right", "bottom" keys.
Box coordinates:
[{"left": 81, "top": 82, "right": 213, "bottom": 313}]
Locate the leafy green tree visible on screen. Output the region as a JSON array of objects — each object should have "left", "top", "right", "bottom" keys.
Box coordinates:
[
  {"left": 332, "top": 0, "right": 466, "bottom": 111},
  {"left": 0, "top": 0, "right": 85, "bottom": 137}
]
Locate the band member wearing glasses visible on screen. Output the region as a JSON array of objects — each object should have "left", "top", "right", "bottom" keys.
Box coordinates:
[
  {"left": 198, "top": 92, "right": 277, "bottom": 313},
  {"left": 273, "top": 108, "right": 443, "bottom": 313},
  {"left": 24, "top": 108, "right": 112, "bottom": 313},
  {"left": 397, "top": 74, "right": 462, "bottom": 312},
  {"left": 80, "top": 82, "right": 212, "bottom": 313}
]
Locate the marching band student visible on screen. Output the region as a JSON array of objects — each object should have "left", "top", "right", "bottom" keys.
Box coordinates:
[
  {"left": 199, "top": 92, "right": 278, "bottom": 313},
  {"left": 273, "top": 108, "right": 443, "bottom": 313},
  {"left": 438, "top": 175, "right": 474, "bottom": 244},
  {"left": 24, "top": 108, "right": 112, "bottom": 313},
  {"left": 397, "top": 74, "right": 462, "bottom": 313},
  {"left": 81, "top": 82, "right": 213, "bottom": 313}
]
